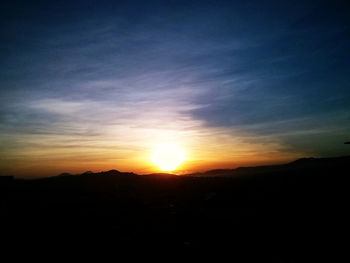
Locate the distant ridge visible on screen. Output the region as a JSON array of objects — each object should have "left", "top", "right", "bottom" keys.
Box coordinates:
[
  {"left": 49, "top": 155, "right": 350, "bottom": 179},
  {"left": 53, "top": 169, "right": 136, "bottom": 179},
  {"left": 142, "top": 173, "right": 178, "bottom": 178},
  {"left": 186, "top": 155, "right": 350, "bottom": 177},
  {"left": 57, "top": 172, "right": 72, "bottom": 177}
]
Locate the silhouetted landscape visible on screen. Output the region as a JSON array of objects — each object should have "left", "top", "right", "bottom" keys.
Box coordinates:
[
  {"left": 1, "top": 1, "right": 350, "bottom": 261},
  {"left": 1, "top": 156, "right": 348, "bottom": 260}
]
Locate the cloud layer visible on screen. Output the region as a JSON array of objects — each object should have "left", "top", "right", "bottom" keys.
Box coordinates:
[{"left": 1, "top": 0, "right": 349, "bottom": 176}]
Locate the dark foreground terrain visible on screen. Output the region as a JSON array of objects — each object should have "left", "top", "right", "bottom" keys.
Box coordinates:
[{"left": 1, "top": 156, "right": 348, "bottom": 260}]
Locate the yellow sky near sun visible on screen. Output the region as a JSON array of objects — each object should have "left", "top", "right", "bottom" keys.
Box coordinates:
[
  {"left": 0, "top": 121, "right": 302, "bottom": 177},
  {"left": 0, "top": 98, "right": 307, "bottom": 178}
]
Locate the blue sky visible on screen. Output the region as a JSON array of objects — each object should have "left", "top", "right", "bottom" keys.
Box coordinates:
[{"left": 1, "top": 0, "right": 349, "bottom": 176}]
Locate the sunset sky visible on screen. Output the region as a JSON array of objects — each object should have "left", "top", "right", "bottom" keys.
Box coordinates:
[{"left": 1, "top": 0, "right": 349, "bottom": 177}]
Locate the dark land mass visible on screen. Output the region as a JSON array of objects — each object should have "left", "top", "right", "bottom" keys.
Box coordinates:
[{"left": 1, "top": 156, "right": 348, "bottom": 260}]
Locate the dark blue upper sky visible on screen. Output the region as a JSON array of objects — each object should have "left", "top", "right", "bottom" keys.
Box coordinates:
[{"left": 1, "top": 0, "right": 350, "bottom": 175}]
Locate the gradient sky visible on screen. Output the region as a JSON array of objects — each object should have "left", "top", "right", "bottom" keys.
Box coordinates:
[{"left": 1, "top": 0, "right": 349, "bottom": 177}]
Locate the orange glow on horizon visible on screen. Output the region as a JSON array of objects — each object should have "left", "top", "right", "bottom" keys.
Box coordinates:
[{"left": 0, "top": 120, "right": 306, "bottom": 178}]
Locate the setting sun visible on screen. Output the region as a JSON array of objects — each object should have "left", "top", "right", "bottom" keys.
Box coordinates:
[{"left": 152, "top": 144, "right": 185, "bottom": 172}]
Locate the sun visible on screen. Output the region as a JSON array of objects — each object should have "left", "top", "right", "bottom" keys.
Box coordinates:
[{"left": 152, "top": 144, "right": 185, "bottom": 172}]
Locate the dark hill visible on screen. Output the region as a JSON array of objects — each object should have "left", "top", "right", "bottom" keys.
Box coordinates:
[
  {"left": 188, "top": 155, "right": 350, "bottom": 177},
  {"left": 2, "top": 156, "right": 348, "bottom": 260}
]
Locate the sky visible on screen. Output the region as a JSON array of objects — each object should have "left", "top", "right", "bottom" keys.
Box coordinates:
[{"left": 1, "top": 0, "right": 349, "bottom": 177}]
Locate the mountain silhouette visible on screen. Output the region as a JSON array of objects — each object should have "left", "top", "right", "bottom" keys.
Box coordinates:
[
  {"left": 48, "top": 155, "right": 350, "bottom": 179},
  {"left": 2, "top": 155, "right": 348, "bottom": 260},
  {"left": 174, "top": 155, "right": 350, "bottom": 177}
]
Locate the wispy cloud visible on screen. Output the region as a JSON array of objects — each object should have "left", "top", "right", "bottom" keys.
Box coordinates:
[{"left": 1, "top": 0, "right": 349, "bottom": 176}]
